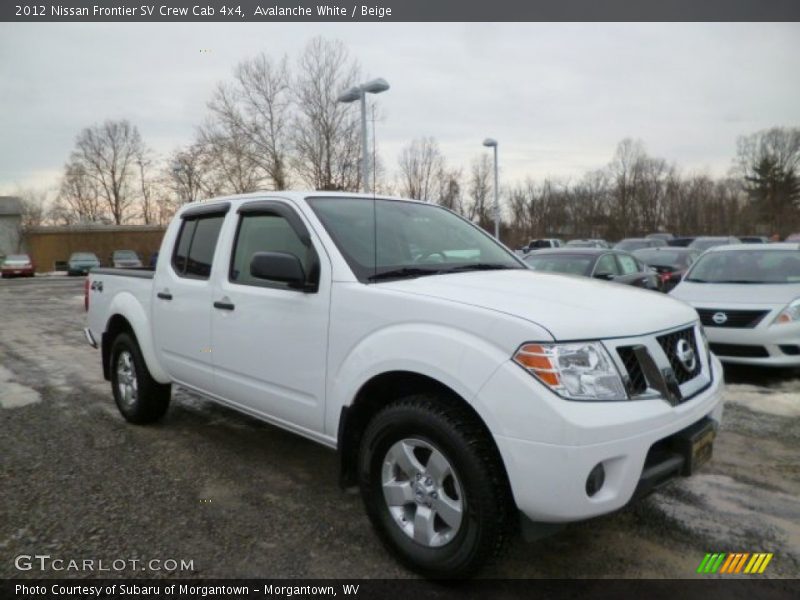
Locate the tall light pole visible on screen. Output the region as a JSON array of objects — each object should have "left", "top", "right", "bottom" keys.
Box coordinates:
[
  {"left": 483, "top": 138, "right": 500, "bottom": 239},
  {"left": 337, "top": 78, "right": 390, "bottom": 193}
]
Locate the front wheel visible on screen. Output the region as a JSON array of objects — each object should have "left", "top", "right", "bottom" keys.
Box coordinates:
[
  {"left": 358, "top": 395, "right": 513, "bottom": 578},
  {"left": 109, "top": 332, "right": 171, "bottom": 424}
]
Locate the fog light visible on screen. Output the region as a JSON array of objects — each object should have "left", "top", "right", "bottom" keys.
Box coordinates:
[{"left": 586, "top": 463, "right": 605, "bottom": 497}]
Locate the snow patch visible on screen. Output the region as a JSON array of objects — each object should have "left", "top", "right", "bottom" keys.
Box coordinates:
[
  {"left": 724, "top": 382, "right": 800, "bottom": 417},
  {"left": 0, "top": 365, "right": 41, "bottom": 409}
]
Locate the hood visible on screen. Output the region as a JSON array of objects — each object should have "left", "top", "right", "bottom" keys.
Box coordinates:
[
  {"left": 379, "top": 269, "right": 698, "bottom": 340},
  {"left": 671, "top": 281, "right": 800, "bottom": 307}
]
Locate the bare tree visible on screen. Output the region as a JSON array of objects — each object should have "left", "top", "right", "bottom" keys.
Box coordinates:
[
  {"left": 208, "top": 53, "right": 293, "bottom": 190},
  {"left": 465, "top": 155, "right": 494, "bottom": 230},
  {"left": 56, "top": 161, "right": 106, "bottom": 223},
  {"left": 398, "top": 137, "right": 445, "bottom": 201},
  {"left": 13, "top": 187, "right": 47, "bottom": 251},
  {"left": 196, "top": 119, "right": 265, "bottom": 195},
  {"left": 168, "top": 144, "right": 207, "bottom": 205},
  {"left": 68, "top": 120, "right": 144, "bottom": 224},
  {"left": 292, "top": 37, "right": 362, "bottom": 191}
]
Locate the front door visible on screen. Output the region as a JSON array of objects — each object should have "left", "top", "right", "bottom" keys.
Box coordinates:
[{"left": 210, "top": 200, "right": 330, "bottom": 433}]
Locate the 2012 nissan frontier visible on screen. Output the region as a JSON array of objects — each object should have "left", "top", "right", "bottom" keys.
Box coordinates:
[{"left": 84, "top": 192, "right": 724, "bottom": 577}]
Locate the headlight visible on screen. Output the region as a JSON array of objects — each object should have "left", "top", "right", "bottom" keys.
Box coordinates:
[
  {"left": 513, "top": 341, "right": 628, "bottom": 401},
  {"left": 774, "top": 299, "right": 800, "bottom": 325}
]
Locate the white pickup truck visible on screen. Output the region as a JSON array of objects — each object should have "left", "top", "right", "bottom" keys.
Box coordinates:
[{"left": 85, "top": 192, "right": 724, "bottom": 577}]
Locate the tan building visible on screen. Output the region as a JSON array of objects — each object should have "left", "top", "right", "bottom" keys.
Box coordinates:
[{"left": 26, "top": 224, "right": 166, "bottom": 273}]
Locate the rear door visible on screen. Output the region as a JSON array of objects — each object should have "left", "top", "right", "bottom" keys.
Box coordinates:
[
  {"left": 152, "top": 204, "right": 228, "bottom": 392},
  {"left": 210, "top": 200, "right": 331, "bottom": 433}
]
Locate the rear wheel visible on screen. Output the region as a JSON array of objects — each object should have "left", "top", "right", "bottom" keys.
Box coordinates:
[
  {"left": 110, "top": 332, "right": 171, "bottom": 424},
  {"left": 358, "top": 394, "right": 513, "bottom": 578}
]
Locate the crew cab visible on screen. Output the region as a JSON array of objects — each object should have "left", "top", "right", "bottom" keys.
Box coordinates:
[{"left": 84, "top": 192, "right": 725, "bottom": 577}]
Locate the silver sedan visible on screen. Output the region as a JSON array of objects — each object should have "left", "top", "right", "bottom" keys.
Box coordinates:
[{"left": 670, "top": 244, "right": 800, "bottom": 366}]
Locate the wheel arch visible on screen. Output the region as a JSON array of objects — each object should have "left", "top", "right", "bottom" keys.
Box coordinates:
[
  {"left": 337, "top": 370, "right": 511, "bottom": 496},
  {"left": 101, "top": 300, "right": 170, "bottom": 384}
]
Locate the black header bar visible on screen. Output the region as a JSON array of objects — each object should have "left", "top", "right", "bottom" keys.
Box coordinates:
[{"left": 3, "top": 0, "right": 800, "bottom": 22}]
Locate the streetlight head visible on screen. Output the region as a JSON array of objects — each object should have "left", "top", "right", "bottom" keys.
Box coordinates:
[
  {"left": 362, "top": 77, "right": 390, "bottom": 94},
  {"left": 337, "top": 86, "right": 362, "bottom": 103},
  {"left": 482, "top": 138, "right": 498, "bottom": 148}
]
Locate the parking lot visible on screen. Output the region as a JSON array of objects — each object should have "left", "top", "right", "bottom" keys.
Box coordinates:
[{"left": 1, "top": 276, "right": 798, "bottom": 579}]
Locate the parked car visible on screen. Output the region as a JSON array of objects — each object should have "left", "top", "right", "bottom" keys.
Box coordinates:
[
  {"left": 84, "top": 192, "right": 723, "bottom": 577},
  {"left": 633, "top": 247, "right": 700, "bottom": 292},
  {"left": 786, "top": 233, "right": 800, "bottom": 242},
  {"left": 523, "top": 238, "right": 563, "bottom": 253},
  {"left": 110, "top": 250, "right": 143, "bottom": 268},
  {"left": 565, "top": 239, "right": 609, "bottom": 248},
  {"left": 149, "top": 251, "right": 159, "bottom": 268},
  {"left": 67, "top": 252, "right": 101, "bottom": 276},
  {"left": 614, "top": 237, "right": 667, "bottom": 252},
  {"left": 1, "top": 253, "right": 35, "bottom": 278},
  {"left": 668, "top": 236, "right": 697, "bottom": 247},
  {"left": 670, "top": 243, "right": 800, "bottom": 366},
  {"left": 739, "top": 236, "right": 769, "bottom": 244},
  {"left": 523, "top": 248, "right": 661, "bottom": 290},
  {"left": 646, "top": 232, "right": 675, "bottom": 242},
  {"left": 688, "top": 236, "right": 741, "bottom": 252}
]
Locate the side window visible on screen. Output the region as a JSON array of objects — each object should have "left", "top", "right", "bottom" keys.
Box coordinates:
[
  {"left": 171, "top": 214, "right": 225, "bottom": 279},
  {"left": 617, "top": 253, "right": 640, "bottom": 275},
  {"left": 595, "top": 254, "right": 619, "bottom": 275},
  {"left": 172, "top": 219, "right": 196, "bottom": 274},
  {"left": 230, "top": 213, "right": 312, "bottom": 289}
]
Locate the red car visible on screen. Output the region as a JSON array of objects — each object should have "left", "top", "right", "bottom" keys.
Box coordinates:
[{"left": 1, "top": 254, "right": 35, "bottom": 278}]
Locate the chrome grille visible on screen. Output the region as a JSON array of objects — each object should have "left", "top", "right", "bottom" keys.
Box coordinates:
[
  {"left": 657, "top": 326, "right": 702, "bottom": 385},
  {"left": 696, "top": 308, "right": 769, "bottom": 329}
]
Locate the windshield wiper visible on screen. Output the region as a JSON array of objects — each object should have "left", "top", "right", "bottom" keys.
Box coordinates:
[
  {"left": 685, "top": 278, "right": 709, "bottom": 283},
  {"left": 367, "top": 267, "right": 444, "bottom": 281},
  {"left": 444, "top": 263, "right": 517, "bottom": 273}
]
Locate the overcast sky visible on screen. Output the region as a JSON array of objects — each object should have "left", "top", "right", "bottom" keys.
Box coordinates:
[{"left": 1, "top": 22, "right": 799, "bottom": 197}]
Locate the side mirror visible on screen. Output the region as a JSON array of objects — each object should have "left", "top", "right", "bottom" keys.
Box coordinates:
[
  {"left": 250, "top": 251, "right": 308, "bottom": 290},
  {"left": 593, "top": 271, "right": 615, "bottom": 281}
]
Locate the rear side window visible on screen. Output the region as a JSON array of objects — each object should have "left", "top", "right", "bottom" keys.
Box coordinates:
[
  {"left": 595, "top": 254, "right": 620, "bottom": 275},
  {"left": 617, "top": 254, "right": 640, "bottom": 275},
  {"left": 172, "top": 215, "right": 225, "bottom": 279}
]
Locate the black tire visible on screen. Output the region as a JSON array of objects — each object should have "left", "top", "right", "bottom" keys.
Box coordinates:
[
  {"left": 109, "top": 332, "right": 171, "bottom": 424},
  {"left": 358, "top": 394, "right": 513, "bottom": 578}
]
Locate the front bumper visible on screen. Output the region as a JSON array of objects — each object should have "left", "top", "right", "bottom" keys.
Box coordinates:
[
  {"left": 706, "top": 321, "right": 800, "bottom": 367},
  {"left": 481, "top": 354, "right": 724, "bottom": 523}
]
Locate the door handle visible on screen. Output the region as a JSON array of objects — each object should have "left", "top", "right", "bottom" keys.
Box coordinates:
[
  {"left": 213, "top": 301, "right": 235, "bottom": 311},
  {"left": 157, "top": 292, "right": 173, "bottom": 300}
]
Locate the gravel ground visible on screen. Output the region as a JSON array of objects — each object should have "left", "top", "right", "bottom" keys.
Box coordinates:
[{"left": 1, "top": 277, "right": 798, "bottom": 579}]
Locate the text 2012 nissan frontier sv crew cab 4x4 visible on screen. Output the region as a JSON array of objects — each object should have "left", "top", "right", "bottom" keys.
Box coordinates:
[{"left": 84, "top": 192, "right": 724, "bottom": 577}]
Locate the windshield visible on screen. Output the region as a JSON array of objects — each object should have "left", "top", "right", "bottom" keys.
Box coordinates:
[
  {"left": 523, "top": 254, "right": 593, "bottom": 275},
  {"left": 686, "top": 250, "right": 800, "bottom": 284},
  {"left": 635, "top": 249, "right": 695, "bottom": 268},
  {"left": 71, "top": 253, "right": 97, "bottom": 261},
  {"left": 4, "top": 255, "right": 29, "bottom": 262},
  {"left": 615, "top": 240, "right": 649, "bottom": 251},
  {"left": 114, "top": 251, "right": 138, "bottom": 259},
  {"left": 689, "top": 238, "right": 737, "bottom": 251},
  {"left": 307, "top": 197, "right": 522, "bottom": 281}
]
